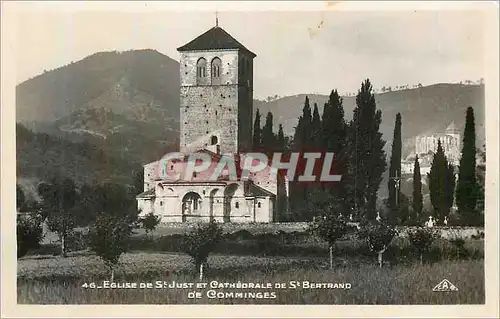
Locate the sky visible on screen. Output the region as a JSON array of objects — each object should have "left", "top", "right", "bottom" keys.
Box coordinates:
[{"left": 11, "top": 2, "right": 488, "bottom": 99}]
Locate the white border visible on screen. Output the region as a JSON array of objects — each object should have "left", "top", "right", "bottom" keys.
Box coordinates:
[{"left": 2, "top": 1, "right": 498, "bottom": 318}]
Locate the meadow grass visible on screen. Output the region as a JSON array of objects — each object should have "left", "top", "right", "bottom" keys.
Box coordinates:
[
  {"left": 17, "top": 251, "right": 484, "bottom": 304},
  {"left": 20, "top": 226, "right": 485, "bottom": 305}
]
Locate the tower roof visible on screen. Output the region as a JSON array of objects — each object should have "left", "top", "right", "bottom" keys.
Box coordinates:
[{"left": 177, "top": 26, "right": 256, "bottom": 58}]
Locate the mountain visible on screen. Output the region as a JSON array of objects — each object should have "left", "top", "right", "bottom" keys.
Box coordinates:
[
  {"left": 254, "top": 84, "right": 485, "bottom": 157},
  {"left": 17, "top": 49, "right": 180, "bottom": 127},
  {"left": 16, "top": 50, "right": 182, "bottom": 187},
  {"left": 16, "top": 49, "right": 485, "bottom": 201}
]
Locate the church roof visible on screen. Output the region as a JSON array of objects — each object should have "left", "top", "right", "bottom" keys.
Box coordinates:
[
  {"left": 445, "top": 121, "right": 459, "bottom": 133},
  {"left": 246, "top": 182, "right": 276, "bottom": 198},
  {"left": 177, "top": 26, "right": 256, "bottom": 57},
  {"left": 136, "top": 189, "right": 155, "bottom": 199}
]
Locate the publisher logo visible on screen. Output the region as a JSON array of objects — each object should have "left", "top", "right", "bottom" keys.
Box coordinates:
[{"left": 432, "top": 279, "right": 458, "bottom": 292}]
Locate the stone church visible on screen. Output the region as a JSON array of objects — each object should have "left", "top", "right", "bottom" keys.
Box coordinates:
[{"left": 136, "top": 23, "right": 286, "bottom": 223}]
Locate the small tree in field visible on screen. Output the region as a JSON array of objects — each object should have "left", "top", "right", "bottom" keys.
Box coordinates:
[
  {"left": 408, "top": 227, "right": 440, "bottom": 264},
  {"left": 141, "top": 212, "right": 161, "bottom": 236},
  {"left": 89, "top": 213, "right": 133, "bottom": 282},
  {"left": 359, "top": 221, "right": 397, "bottom": 267},
  {"left": 38, "top": 177, "right": 78, "bottom": 257},
  {"left": 87, "top": 182, "right": 138, "bottom": 281},
  {"left": 309, "top": 213, "right": 348, "bottom": 269},
  {"left": 181, "top": 221, "right": 223, "bottom": 280}
]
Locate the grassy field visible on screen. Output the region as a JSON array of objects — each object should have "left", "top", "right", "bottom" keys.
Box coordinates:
[
  {"left": 19, "top": 224, "right": 485, "bottom": 305},
  {"left": 18, "top": 252, "right": 484, "bottom": 304}
]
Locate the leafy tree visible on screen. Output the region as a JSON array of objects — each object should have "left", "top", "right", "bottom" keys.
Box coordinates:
[
  {"left": 38, "top": 177, "right": 78, "bottom": 257},
  {"left": 17, "top": 184, "right": 26, "bottom": 212},
  {"left": 348, "top": 79, "right": 387, "bottom": 219},
  {"left": 408, "top": 227, "right": 439, "bottom": 264},
  {"left": 412, "top": 155, "right": 423, "bottom": 221},
  {"left": 89, "top": 213, "right": 134, "bottom": 281},
  {"left": 359, "top": 220, "right": 397, "bottom": 267},
  {"left": 387, "top": 113, "right": 402, "bottom": 219},
  {"left": 309, "top": 207, "right": 347, "bottom": 269},
  {"left": 132, "top": 167, "right": 144, "bottom": 195},
  {"left": 181, "top": 221, "right": 223, "bottom": 280},
  {"left": 456, "top": 106, "right": 479, "bottom": 224},
  {"left": 87, "top": 182, "right": 139, "bottom": 224},
  {"left": 141, "top": 212, "right": 161, "bottom": 236},
  {"left": 87, "top": 182, "right": 138, "bottom": 281},
  {"left": 252, "top": 108, "right": 262, "bottom": 151},
  {"left": 427, "top": 140, "right": 456, "bottom": 223},
  {"left": 17, "top": 214, "right": 44, "bottom": 258}
]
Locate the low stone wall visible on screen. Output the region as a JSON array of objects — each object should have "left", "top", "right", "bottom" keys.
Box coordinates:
[
  {"left": 396, "top": 226, "right": 484, "bottom": 239},
  {"left": 159, "top": 222, "right": 484, "bottom": 239}
]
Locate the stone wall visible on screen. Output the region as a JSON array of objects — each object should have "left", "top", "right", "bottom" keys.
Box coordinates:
[
  {"left": 180, "top": 85, "right": 239, "bottom": 154},
  {"left": 179, "top": 49, "right": 254, "bottom": 155},
  {"left": 155, "top": 222, "right": 485, "bottom": 240}
]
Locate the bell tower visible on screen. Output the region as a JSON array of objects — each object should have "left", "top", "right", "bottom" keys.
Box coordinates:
[{"left": 177, "top": 22, "right": 256, "bottom": 155}]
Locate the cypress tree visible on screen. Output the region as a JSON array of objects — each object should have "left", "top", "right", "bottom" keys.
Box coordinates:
[
  {"left": 252, "top": 109, "right": 262, "bottom": 151},
  {"left": 293, "top": 96, "right": 313, "bottom": 151},
  {"left": 348, "top": 79, "right": 387, "bottom": 220},
  {"left": 321, "top": 90, "right": 351, "bottom": 216},
  {"left": 290, "top": 96, "right": 313, "bottom": 220},
  {"left": 322, "top": 90, "right": 346, "bottom": 153},
  {"left": 456, "top": 106, "right": 478, "bottom": 223},
  {"left": 261, "top": 111, "right": 276, "bottom": 153},
  {"left": 275, "top": 123, "right": 288, "bottom": 221},
  {"left": 427, "top": 140, "right": 456, "bottom": 223},
  {"left": 277, "top": 124, "right": 285, "bottom": 152},
  {"left": 311, "top": 103, "right": 322, "bottom": 148},
  {"left": 387, "top": 113, "right": 402, "bottom": 221},
  {"left": 412, "top": 155, "right": 423, "bottom": 221},
  {"left": 476, "top": 145, "right": 486, "bottom": 215}
]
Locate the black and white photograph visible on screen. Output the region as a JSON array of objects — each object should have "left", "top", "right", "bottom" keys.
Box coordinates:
[{"left": 2, "top": 1, "right": 499, "bottom": 317}]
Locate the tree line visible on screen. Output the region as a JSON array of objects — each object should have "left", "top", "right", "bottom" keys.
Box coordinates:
[
  {"left": 251, "top": 79, "right": 484, "bottom": 226},
  {"left": 252, "top": 79, "right": 387, "bottom": 222}
]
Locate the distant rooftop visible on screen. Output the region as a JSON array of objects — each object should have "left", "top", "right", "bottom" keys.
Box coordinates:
[
  {"left": 177, "top": 26, "right": 256, "bottom": 58},
  {"left": 445, "top": 121, "right": 459, "bottom": 133}
]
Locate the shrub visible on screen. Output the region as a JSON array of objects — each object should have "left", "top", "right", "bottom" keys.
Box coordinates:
[
  {"left": 225, "top": 229, "right": 253, "bottom": 241},
  {"left": 309, "top": 213, "right": 348, "bottom": 269},
  {"left": 88, "top": 214, "right": 134, "bottom": 281},
  {"left": 181, "top": 221, "right": 223, "bottom": 280},
  {"left": 65, "top": 229, "right": 89, "bottom": 252},
  {"left": 140, "top": 212, "right": 161, "bottom": 236},
  {"left": 408, "top": 227, "right": 440, "bottom": 264},
  {"left": 448, "top": 229, "right": 468, "bottom": 260},
  {"left": 359, "top": 221, "right": 398, "bottom": 268},
  {"left": 17, "top": 214, "right": 45, "bottom": 258}
]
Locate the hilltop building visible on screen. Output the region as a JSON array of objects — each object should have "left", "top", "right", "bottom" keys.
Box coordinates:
[
  {"left": 136, "top": 22, "right": 286, "bottom": 223},
  {"left": 401, "top": 122, "right": 461, "bottom": 176}
]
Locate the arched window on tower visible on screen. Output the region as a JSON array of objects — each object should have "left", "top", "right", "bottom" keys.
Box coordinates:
[
  {"left": 196, "top": 58, "right": 207, "bottom": 85},
  {"left": 211, "top": 57, "right": 222, "bottom": 85}
]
